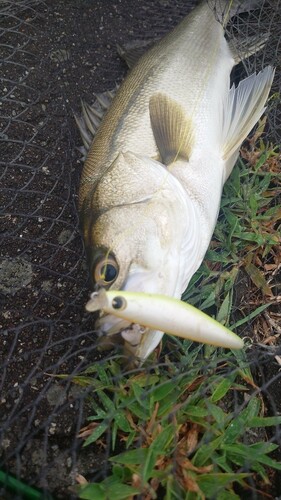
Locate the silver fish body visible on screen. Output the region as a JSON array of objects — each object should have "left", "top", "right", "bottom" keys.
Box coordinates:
[{"left": 78, "top": 0, "right": 274, "bottom": 363}]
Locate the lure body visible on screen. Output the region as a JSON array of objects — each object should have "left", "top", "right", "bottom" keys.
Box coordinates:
[{"left": 86, "top": 290, "right": 244, "bottom": 350}]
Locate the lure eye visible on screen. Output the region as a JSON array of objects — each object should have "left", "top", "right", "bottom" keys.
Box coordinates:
[
  {"left": 112, "top": 296, "right": 127, "bottom": 310},
  {"left": 93, "top": 256, "right": 118, "bottom": 286}
]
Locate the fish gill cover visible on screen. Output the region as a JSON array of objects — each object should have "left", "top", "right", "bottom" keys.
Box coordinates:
[{"left": 0, "top": 0, "right": 280, "bottom": 499}]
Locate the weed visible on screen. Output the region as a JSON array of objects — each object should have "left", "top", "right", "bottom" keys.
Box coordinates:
[
  {"left": 73, "top": 140, "right": 280, "bottom": 499},
  {"left": 75, "top": 355, "right": 281, "bottom": 499}
]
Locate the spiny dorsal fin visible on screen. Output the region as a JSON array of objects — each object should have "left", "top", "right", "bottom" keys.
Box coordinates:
[
  {"left": 74, "top": 88, "right": 117, "bottom": 159},
  {"left": 222, "top": 66, "right": 275, "bottom": 162},
  {"left": 117, "top": 39, "right": 156, "bottom": 68},
  {"left": 149, "top": 93, "right": 195, "bottom": 165}
]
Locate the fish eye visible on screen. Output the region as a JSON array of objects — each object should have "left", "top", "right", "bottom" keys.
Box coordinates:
[{"left": 93, "top": 256, "right": 118, "bottom": 286}]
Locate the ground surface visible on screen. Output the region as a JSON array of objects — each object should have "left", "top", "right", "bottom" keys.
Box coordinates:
[{"left": 0, "top": 0, "right": 280, "bottom": 498}]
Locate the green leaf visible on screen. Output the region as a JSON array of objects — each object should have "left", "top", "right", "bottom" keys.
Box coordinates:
[
  {"left": 64, "top": 376, "right": 105, "bottom": 388},
  {"left": 153, "top": 424, "right": 176, "bottom": 451},
  {"left": 211, "top": 378, "right": 234, "bottom": 403},
  {"left": 157, "top": 388, "right": 181, "bottom": 417},
  {"left": 221, "top": 418, "right": 244, "bottom": 444},
  {"left": 200, "top": 291, "right": 216, "bottom": 309},
  {"left": 248, "top": 416, "right": 281, "bottom": 427},
  {"left": 207, "top": 403, "right": 226, "bottom": 428},
  {"left": 231, "top": 303, "right": 271, "bottom": 329},
  {"left": 142, "top": 448, "right": 158, "bottom": 482},
  {"left": 184, "top": 406, "right": 209, "bottom": 418},
  {"left": 231, "top": 349, "right": 254, "bottom": 384},
  {"left": 0, "top": 470, "right": 47, "bottom": 500},
  {"left": 224, "top": 209, "right": 240, "bottom": 231},
  {"left": 214, "top": 454, "right": 233, "bottom": 473},
  {"left": 236, "top": 232, "right": 264, "bottom": 244},
  {"left": 222, "top": 444, "right": 281, "bottom": 470},
  {"left": 98, "top": 391, "right": 115, "bottom": 412},
  {"left": 249, "top": 193, "right": 258, "bottom": 214},
  {"left": 111, "top": 411, "right": 133, "bottom": 449},
  {"left": 96, "top": 365, "right": 111, "bottom": 385},
  {"left": 114, "top": 411, "right": 132, "bottom": 433},
  {"left": 79, "top": 483, "right": 106, "bottom": 500},
  {"left": 217, "top": 490, "right": 240, "bottom": 500},
  {"left": 131, "top": 383, "right": 149, "bottom": 409},
  {"left": 111, "top": 448, "right": 149, "bottom": 465},
  {"left": 126, "top": 430, "right": 137, "bottom": 449},
  {"left": 128, "top": 373, "right": 159, "bottom": 387},
  {"left": 193, "top": 435, "right": 225, "bottom": 466},
  {"left": 129, "top": 402, "right": 149, "bottom": 420},
  {"left": 244, "top": 262, "right": 272, "bottom": 295},
  {"left": 249, "top": 461, "right": 268, "bottom": 483},
  {"left": 255, "top": 150, "right": 272, "bottom": 170},
  {"left": 197, "top": 473, "right": 249, "bottom": 496},
  {"left": 223, "top": 398, "right": 260, "bottom": 444},
  {"left": 241, "top": 395, "right": 261, "bottom": 423},
  {"left": 111, "top": 464, "right": 125, "bottom": 481},
  {"left": 105, "top": 483, "right": 141, "bottom": 499},
  {"left": 84, "top": 422, "right": 108, "bottom": 446},
  {"left": 205, "top": 249, "right": 231, "bottom": 263},
  {"left": 222, "top": 441, "right": 278, "bottom": 457},
  {"left": 216, "top": 292, "right": 231, "bottom": 324},
  {"left": 112, "top": 421, "right": 118, "bottom": 451},
  {"left": 142, "top": 424, "right": 176, "bottom": 481},
  {"left": 240, "top": 442, "right": 278, "bottom": 454},
  {"left": 151, "top": 380, "right": 176, "bottom": 403},
  {"left": 229, "top": 164, "right": 241, "bottom": 194}
]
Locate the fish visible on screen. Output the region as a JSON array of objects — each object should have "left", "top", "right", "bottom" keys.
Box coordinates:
[
  {"left": 77, "top": 0, "right": 274, "bottom": 364},
  {"left": 86, "top": 289, "right": 244, "bottom": 350}
]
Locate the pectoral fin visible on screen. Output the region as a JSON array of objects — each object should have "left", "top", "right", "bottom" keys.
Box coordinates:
[
  {"left": 149, "top": 93, "right": 194, "bottom": 165},
  {"left": 222, "top": 66, "right": 275, "bottom": 166}
]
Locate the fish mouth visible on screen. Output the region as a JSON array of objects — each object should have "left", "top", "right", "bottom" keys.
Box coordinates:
[
  {"left": 93, "top": 268, "right": 175, "bottom": 363},
  {"left": 96, "top": 313, "right": 146, "bottom": 345},
  {"left": 95, "top": 312, "right": 163, "bottom": 363}
]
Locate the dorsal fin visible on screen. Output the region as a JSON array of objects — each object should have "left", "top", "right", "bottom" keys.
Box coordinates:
[
  {"left": 149, "top": 93, "right": 195, "bottom": 165},
  {"left": 74, "top": 88, "right": 117, "bottom": 159},
  {"left": 117, "top": 39, "right": 156, "bottom": 68},
  {"left": 229, "top": 33, "right": 269, "bottom": 65}
]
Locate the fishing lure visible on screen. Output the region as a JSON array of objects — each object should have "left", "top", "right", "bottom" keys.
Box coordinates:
[{"left": 86, "top": 290, "right": 243, "bottom": 350}]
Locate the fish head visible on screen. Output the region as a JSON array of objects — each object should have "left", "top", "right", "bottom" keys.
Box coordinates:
[{"left": 82, "top": 151, "right": 189, "bottom": 362}]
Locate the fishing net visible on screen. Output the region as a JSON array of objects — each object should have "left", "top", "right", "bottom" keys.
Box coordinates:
[{"left": 0, "top": 0, "right": 280, "bottom": 498}]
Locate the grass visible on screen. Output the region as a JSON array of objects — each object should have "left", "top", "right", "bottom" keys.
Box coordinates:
[
  {"left": 74, "top": 356, "right": 281, "bottom": 500},
  {"left": 68, "top": 135, "right": 281, "bottom": 499}
]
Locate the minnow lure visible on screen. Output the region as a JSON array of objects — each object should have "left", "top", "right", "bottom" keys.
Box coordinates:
[{"left": 86, "top": 290, "right": 243, "bottom": 350}]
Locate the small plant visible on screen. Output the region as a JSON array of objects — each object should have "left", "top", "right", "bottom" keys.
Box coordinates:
[
  {"left": 75, "top": 356, "right": 281, "bottom": 500},
  {"left": 183, "top": 141, "right": 280, "bottom": 341},
  {"left": 71, "top": 139, "right": 280, "bottom": 500}
]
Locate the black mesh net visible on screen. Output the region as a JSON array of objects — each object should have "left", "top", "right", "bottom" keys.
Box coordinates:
[{"left": 1, "top": 1, "right": 280, "bottom": 499}]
